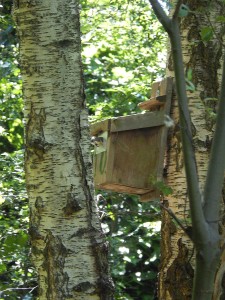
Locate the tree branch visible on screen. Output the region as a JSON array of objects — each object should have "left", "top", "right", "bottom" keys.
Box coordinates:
[
  {"left": 148, "top": 0, "right": 172, "bottom": 34},
  {"left": 173, "top": 0, "right": 183, "bottom": 19},
  {"left": 149, "top": 0, "right": 208, "bottom": 243},
  {"left": 169, "top": 20, "right": 208, "bottom": 243},
  {"left": 203, "top": 55, "right": 225, "bottom": 223},
  {"left": 148, "top": 1, "right": 223, "bottom": 298}
]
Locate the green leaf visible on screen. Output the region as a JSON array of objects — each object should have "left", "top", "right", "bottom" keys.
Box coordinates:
[
  {"left": 201, "top": 27, "right": 214, "bottom": 42},
  {"left": 216, "top": 16, "right": 225, "bottom": 23},
  {"left": 0, "top": 262, "right": 7, "bottom": 273},
  {"left": 186, "top": 68, "right": 193, "bottom": 81},
  {"left": 149, "top": 176, "right": 173, "bottom": 196},
  {"left": 186, "top": 79, "right": 196, "bottom": 92},
  {"left": 3, "top": 232, "right": 28, "bottom": 254}
]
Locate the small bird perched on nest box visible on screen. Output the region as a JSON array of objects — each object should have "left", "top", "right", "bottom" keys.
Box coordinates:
[{"left": 91, "top": 136, "right": 104, "bottom": 147}]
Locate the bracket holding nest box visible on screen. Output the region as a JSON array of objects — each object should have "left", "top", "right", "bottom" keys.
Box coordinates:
[{"left": 90, "top": 77, "right": 173, "bottom": 202}]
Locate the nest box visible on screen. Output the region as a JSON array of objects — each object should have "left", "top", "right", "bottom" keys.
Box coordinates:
[{"left": 91, "top": 77, "right": 173, "bottom": 201}]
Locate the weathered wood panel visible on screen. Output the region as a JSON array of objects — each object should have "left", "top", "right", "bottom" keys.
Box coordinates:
[
  {"left": 91, "top": 77, "right": 173, "bottom": 201},
  {"left": 110, "top": 111, "right": 165, "bottom": 132},
  {"left": 90, "top": 119, "right": 110, "bottom": 136}
]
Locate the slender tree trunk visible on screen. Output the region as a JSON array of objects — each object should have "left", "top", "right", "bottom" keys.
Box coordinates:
[
  {"left": 13, "top": 1, "right": 114, "bottom": 299},
  {"left": 159, "top": 1, "right": 225, "bottom": 299}
]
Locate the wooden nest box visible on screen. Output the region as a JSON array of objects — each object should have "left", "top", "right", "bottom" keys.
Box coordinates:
[{"left": 90, "top": 77, "right": 173, "bottom": 201}]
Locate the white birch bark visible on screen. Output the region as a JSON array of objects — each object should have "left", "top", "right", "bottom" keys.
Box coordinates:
[
  {"left": 159, "top": 1, "right": 225, "bottom": 299},
  {"left": 13, "top": 0, "right": 113, "bottom": 299}
]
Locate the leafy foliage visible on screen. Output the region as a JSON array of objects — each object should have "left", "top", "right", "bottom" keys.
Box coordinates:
[
  {"left": 0, "top": 3, "right": 37, "bottom": 299},
  {"left": 0, "top": 2, "right": 23, "bottom": 153},
  {"left": 81, "top": 0, "right": 167, "bottom": 121},
  {"left": 0, "top": 151, "right": 37, "bottom": 299},
  {"left": 99, "top": 192, "right": 161, "bottom": 299}
]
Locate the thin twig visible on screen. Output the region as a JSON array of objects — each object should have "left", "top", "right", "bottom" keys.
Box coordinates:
[
  {"left": 160, "top": 202, "right": 193, "bottom": 240},
  {"left": 148, "top": 0, "right": 172, "bottom": 34},
  {"left": 0, "top": 286, "right": 38, "bottom": 295}
]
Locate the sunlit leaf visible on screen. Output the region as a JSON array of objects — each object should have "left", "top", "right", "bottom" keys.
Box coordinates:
[{"left": 201, "top": 26, "right": 213, "bottom": 42}]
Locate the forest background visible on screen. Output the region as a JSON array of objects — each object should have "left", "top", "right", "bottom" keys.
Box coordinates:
[{"left": 0, "top": 0, "right": 168, "bottom": 299}]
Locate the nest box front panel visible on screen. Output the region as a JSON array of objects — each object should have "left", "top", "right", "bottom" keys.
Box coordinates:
[
  {"left": 91, "top": 77, "right": 173, "bottom": 199},
  {"left": 108, "top": 127, "right": 162, "bottom": 190}
]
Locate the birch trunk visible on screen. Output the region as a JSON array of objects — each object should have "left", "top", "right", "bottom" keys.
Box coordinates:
[
  {"left": 159, "top": 1, "right": 225, "bottom": 299},
  {"left": 13, "top": 1, "right": 114, "bottom": 299}
]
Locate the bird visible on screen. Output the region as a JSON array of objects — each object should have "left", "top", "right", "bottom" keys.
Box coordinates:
[{"left": 91, "top": 136, "right": 104, "bottom": 147}]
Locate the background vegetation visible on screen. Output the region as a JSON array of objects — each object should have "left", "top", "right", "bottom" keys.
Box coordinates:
[{"left": 0, "top": 0, "right": 166, "bottom": 299}]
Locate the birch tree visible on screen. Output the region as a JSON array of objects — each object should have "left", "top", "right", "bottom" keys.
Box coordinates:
[
  {"left": 148, "top": 1, "right": 225, "bottom": 299},
  {"left": 13, "top": 0, "right": 114, "bottom": 299}
]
